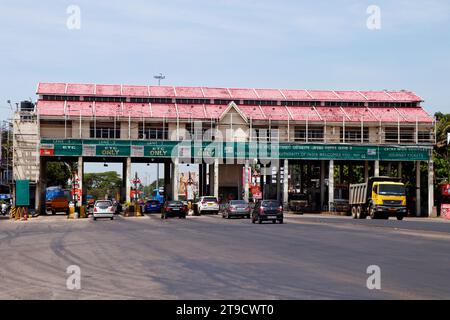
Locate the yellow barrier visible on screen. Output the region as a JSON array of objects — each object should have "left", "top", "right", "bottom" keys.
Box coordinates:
[
  {"left": 10, "top": 207, "right": 29, "bottom": 221},
  {"left": 68, "top": 206, "right": 75, "bottom": 219},
  {"left": 80, "top": 206, "right": 86, "bottom": 219},
  {"left": 135, "top": 203, "right": 143, "bottom": 217}
]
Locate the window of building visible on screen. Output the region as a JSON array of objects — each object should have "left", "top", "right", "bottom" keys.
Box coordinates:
[
  {"left": 138, "top": 123, "right": 168, "bottom": 140},
  {"left": 175, "top": 98, "right": 210, "bottom": 105},
  {"left": 84, "top": 96, "right": 126, "bottom": 103},
  {"left": 294, "top": 126, "right": 324, "bottom": 142},
  {"left": 214, "top": 99, "right": 232, "bottom": 105},
  {"left": 186, "top": 122, "right": 216, "bottom": 141},
  {"left": 400, "top": 127, "right": 415, "bottom": 143},
  {"left": 340, "top": 127, "right": 369, "bottom": 143},
  {"left": 90, "top": 123, "right": 120, "bottom": 139},
  {"left": 250, "top": 127, "right": 279, "bottom": 141},
  {"left": 418, "top": 131, "right": 432, "bottom": 143}
]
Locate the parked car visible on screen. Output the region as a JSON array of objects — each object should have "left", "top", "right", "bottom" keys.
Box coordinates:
[
  {"left": 145, "top": 200, "right": 162, "bottom": 213},
  {"left": 93, "top": 200, "right": 115, "bottom": 221},
  {"left": 161, "top": 201, "right": 187, "bottom": 219},
  {"left": 195, "top": 196, "right": 219, "bottom": 215},
  {"left": 222, "top": 200, "right": 251, "bottom": 219},
  {"left": 252, "top": 200, "right": 284, "bottom": 224},
  {"left": 288, "top": 193, "right": 308, "bottom": 214}
]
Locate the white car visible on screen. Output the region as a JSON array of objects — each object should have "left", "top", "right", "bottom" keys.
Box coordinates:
[
  {"left": 195, "top": 197, "right": 219, "bottom": 215},
  {"left": 93, "top": 200, "right": 115, "bottom": 221}
]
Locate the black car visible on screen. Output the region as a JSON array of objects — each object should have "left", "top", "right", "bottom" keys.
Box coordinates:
[
  {"left": 252, "top": 200, "right": 284, "bottom": 224},
  {"left": 161, "top": 201, "right": 187, "bottom": 219}
]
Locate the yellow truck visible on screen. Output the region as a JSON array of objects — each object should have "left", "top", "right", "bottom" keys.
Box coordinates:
[{"left": 349, "top": 177, "right": 407, "bottom": 220}]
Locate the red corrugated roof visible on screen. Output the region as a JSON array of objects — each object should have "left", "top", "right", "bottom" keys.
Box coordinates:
[
  {"left": 96, "top": 85, "right": 122, "bottom": 96},
  {"left": 65, "top": 101, "right": 94, "bottom": 116},
  {"left": 36, "top": 100, "right": 433, "bottom": 123},
  {"left": 37, "top": 82, "right": 423, "bottom": 103},
  {"left": 37, "top": 100, "right": 65, "bottom": 116}
]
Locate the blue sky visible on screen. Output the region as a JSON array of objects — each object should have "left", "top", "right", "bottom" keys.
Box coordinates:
[
  {"left": 0, "top": 0, "right": 449, "bottom": 117},
  {"left": 1, "top": 0, "right": 449, "bottom": 177}
]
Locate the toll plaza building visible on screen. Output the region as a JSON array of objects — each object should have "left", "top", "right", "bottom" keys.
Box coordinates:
[{"left": 13, "top": 83, "right": 436, "bottom": 216}]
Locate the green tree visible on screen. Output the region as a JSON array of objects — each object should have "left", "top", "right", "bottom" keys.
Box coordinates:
[
  {"left": 84, "top": 171, "right": 122, "bottom": 201},
  {"left": 142, "top": 179, "right": 165, "bottom": 197},
  {"left": 435, "top": 112, "right": 450, "bottom": 184},
  {"left": 46, "top": 162, "right": 72, "bottom": 187}
]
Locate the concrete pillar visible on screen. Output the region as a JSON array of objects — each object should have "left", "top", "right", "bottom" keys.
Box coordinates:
[
  {"left": 244, "top": 160, "right": 250, "bottom": 202},
  {"left": 364, "top": 160, "right": 369, "bottom": 181},
  {"left": 387, "top": 162, "right": 392, "bottom": 177},
  {"left": 78, "top": 156, "right": 83, "bottom": 206},
  {"left": 283, "top": 159, "right": 289, "bottom": 206},
  {"left": 428, "top": 160, "right": 435, "bottom": 217},
  {"left": 209, "top": 163, "right": 214, "bottom": 196},
  {"left": 320, "top": 160, "right": 325, "bottom": 211},
  {"left": 416, "top": 161, "right": 421, "bottom": 217},
  {"left": 213, "top": 159, "right": 219, "bottom": 199},
  {"left": 328, "top": 160, "right": 334, "bottom": 211},
  {"left": 172, "top": 158, "right": 179, "bottom": 201},
  {"left": 398, "top": 162, "right": 402, "bottom": 179},
  {"left": 35, "top": 182, "right": 40, "bottom": 212},
  {"left": 164, "top": 161, "right": 171, "bottom": 200},
  {"left": 126, "top": 157, "right": 131, "bottom": 203},
  {"left": 276, "top": 165, "right": 281, "bottom": 201},
  {"left": 374, "top": 160, "right": 380, "bottom": 177}
]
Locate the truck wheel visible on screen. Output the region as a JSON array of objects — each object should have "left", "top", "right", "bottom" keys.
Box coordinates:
[
  {"left": 369, "top": 206, "right": 377, "bottom": 219},
  {"left": 52, "top": 210, "right": 56, "bottom": 215},
  {"left": 397, "top": 215, "right": 404, "bottom": 221},
  {"left": 351, "top": 206, "right": 357, "bottom": 219},
  {"left": 356, "top": 206, "right": 364, "bottom": 219}
]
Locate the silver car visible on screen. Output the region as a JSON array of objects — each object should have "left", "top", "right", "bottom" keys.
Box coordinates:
[
  {"left": 93, "top": 200, "right": 115, "bottom": 221},
  {"left": 222, "top": 200, "right": 251, "bottom": 219}
]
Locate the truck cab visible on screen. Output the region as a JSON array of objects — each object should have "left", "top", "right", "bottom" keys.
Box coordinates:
[{"left": 370, "top": 181, "right": 407, "bottom": 219}]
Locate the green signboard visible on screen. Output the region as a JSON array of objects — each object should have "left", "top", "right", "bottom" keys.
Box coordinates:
[
  {"left": 96, "top": 145, "right": 130, "bottom": 157},
  {"left": 15, "top": 180, "right": 30, "bottom": 206},
  {"left": 40, "top": 139, "right": 432, "bottom": 161}
]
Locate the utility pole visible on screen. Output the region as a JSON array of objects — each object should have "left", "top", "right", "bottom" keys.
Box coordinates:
[{"left": 151, "top": 74, "right": 165, "bottom": 192}]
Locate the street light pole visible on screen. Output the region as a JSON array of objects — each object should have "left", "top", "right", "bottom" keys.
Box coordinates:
[{"left": 154, "top": 73, "right": 166, "bottom": 86}]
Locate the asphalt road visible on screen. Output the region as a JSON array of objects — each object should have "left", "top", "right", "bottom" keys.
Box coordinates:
[{"left": 1, "top": 213, "right": 450, "bottom": 300}]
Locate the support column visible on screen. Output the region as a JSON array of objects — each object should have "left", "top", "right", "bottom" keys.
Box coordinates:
[
  {"left": 374, "top": 160, "right": 380, "bottom": 177},
  {"left": 283, "top": 159, "right": 289, "bottom": 207},
  {"left": 126, "top": 157, "right": 132, "bottom": 203},
  {"left": 328, "top": 160, "right": 334, "bottom": 211},
  {"left": 213, "top": 159, "right": 219, "bottom": 199},
  {"left": 172, "top": 158, "right": 179, "bottom": 201},
  {"left": 276, "top": 164, "right": 281, "bottom": 202},
  {"left": 428, "top": 160, "right": 435, "bottom": 217},
  {"left": 387, "top": 162, "right": 392, "bottom": 177},
  {"left": 320, "top": 160, "right": 325, "bottom": 211},
  {"left": 398, "top": 162, "right": 402, "bottom": 179},
  {"left": 364, "top": 160, "right": 369, "bottom": 181},
  {"left": 78, "top": 156, "right": 83, "bottom": 206},
  {"left": 416, "top": 161, "right": 421, "bottom": 217},
  {"left": 244, "top": 160, "right": 250, "bottom": 203},
  {"left": 164, "top": 161, "right": 171, "bottom": 200},
  {"left": 202, "top": 164, "right": 207, "bottom": 196}
]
